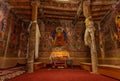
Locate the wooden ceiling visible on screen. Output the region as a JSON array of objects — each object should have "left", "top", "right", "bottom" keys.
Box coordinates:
[{"left": 6, "top": 0, "right": 116, "bottom": 22}]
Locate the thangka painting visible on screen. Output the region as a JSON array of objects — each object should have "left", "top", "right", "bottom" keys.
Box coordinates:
[
  {"left": 114, "top": 1, "right": 120, "bottom": 47},
  {"left": 0, "top": 1, "right": 9, "bottom": 40},
  {"left": 115, "top": 15, "right": 120, "bottom": 41},
  {"left": 52, "top": 27, "right": 67, "bottom": 46},
  {"left": 115, "top": 15, "right": 120, "bottom": 48}
]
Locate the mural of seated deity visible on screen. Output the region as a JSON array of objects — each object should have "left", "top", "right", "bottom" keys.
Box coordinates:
[
  {"left": 116, "top": 15, "right": 120, "bottom": 41},
  {"left": 0, "top": 8, "right": 4, "bottom": 39},
  {"left": 52, "top": 27, "right": 67, "bottom": 46}
]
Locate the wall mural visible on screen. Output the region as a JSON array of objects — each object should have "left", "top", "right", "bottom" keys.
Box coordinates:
[
  {"left": 114, "top": 1, "right": 120, "bottom": 48},
  {"left": 102, "top": 10, "right": 120, "bottom": 51},
  {"left": 42, "top": 32, "right": 52, "bottom": 50},
  {"left": 52, "top": 27, "right": 67, "bottom": 46},
  {"left": 73, "top": 22, "right": 88, "bottom": 51},
  {"left": 0, "top": 1, "right": 9, "bottom": 56},
  {"left": 102, "top": 15, "right": 115, "bottom": 51},
  {"left": 115, "top": 15, "right": 120, "bottom": 41},
  {"left": 39, "top": 20, "right": 89, "bottom": 53},
  {"left": 65, "top": 22, "right": 74, "bottom": 50},
  {"left": 18, "top": 27, "right": 28, "bottom": 57},
  {"left": 8, "top": 23, "right": 20, "bottom": 56},
  {"left": 0, "top": 1, "right": 9, "bottom": 40}
]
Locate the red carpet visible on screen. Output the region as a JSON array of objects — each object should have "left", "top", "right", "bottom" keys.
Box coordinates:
[{"left": 8, "top": 69, "right": 118, "bottom": 81}]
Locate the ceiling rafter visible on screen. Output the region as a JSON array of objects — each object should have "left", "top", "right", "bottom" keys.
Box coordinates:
[
  {"left": 18, "top": 14, "right": 102, "bottom": 21},
  {"left": 17, "top": 12, "right": 104, "bottom": 20},
  {"left": 6, "top": 0, "right": 115, "bottom": 22}
]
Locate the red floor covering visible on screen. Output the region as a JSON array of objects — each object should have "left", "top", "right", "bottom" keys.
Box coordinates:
[{"left": 8, "top": 69, "right": 118, "bottom": 81}]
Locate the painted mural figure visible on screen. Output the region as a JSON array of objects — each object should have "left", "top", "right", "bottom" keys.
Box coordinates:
[
  {"left": 0, "top": 9, "right": 4, "bottom": 30},
  {"left": 52, "top": 27, "right": 67, "bottom": 46},
  {"left": 115, "top": 15, "right": 120, "bottom": 41},
  {"left": 0, "top": 8, "right": 4, "bottom": 39},
  {"left": 65, "top": 27, "right": 73, "bottom": 49},
  {"left": 84, "top": 16, "right": 95, "bottom": 49}
]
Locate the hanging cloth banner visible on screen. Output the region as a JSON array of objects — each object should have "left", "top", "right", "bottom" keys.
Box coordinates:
[
  {"left": 27, "top": 21, "right": 41, "bottom": 59},
  {"left": 35, "top": 23, "right": 41, "bottom": 59}
]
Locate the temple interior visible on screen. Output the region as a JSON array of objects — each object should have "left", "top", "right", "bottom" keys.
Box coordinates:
[{"left": 0, "top": 0, "right": 120, "bottom": 81}]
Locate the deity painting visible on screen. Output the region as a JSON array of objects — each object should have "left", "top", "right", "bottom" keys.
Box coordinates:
[
  {"left": 52, "top": 27, "right": 67, "bottom": 46},
  {"left": 115, "top": 15, "right": 120, "bottom": 40},
  {"left": 0, "top": 8, "right": 4, "bottom": 39},
  {"left": 0, "top": 9, "right": 4, "bottom": 31}
]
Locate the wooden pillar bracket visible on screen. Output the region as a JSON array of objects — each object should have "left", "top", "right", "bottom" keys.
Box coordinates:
[{"left": 72, "top": 0, "right": 83, "bottom": 25}]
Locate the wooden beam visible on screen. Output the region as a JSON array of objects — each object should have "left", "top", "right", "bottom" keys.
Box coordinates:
[
  {"left": 72, "top": 0, "right": 83, "bottom": 25},
  {"left": 45, "top": 15, "right": 74, "bottom": 20},
  {"left": 41, "top": 0, "right": 79, "bottom": 4},
  {"left": 41, "top": 5, "right": 77, "bottom": 11},
  {"left": 14, "top": 9, "right": 109, "bottom": 16},
  {"left": 100, "top": 9, "right": 112, "bottom": 24},
  {"left": 92, "top": 12, "right": 106, "bottom": 17},
  {"left": 15, "top": 11, "right": 32, "bottom": 15},
  {"left": 12, "top": 9, "right": 32, "bottom": 13},
  {"left": 8, "top": 0, "right": 79, "bottom": 5},
  {"left": 13, "top": 7, "right": 110, "bottom": 15},
  {"left": 21, "top": 17, "right": 102, "bottom": 21},
  {"left": 92, "top": 7, "right": 111, "bottom": 12},
  {"left": 18, "top": 13, "right": 102, "bottom": 21},
  {"left": 8, "top": 2, "right": 30, "bottom": 6},
  {"left": 10, "top": 5, "right": 77, "bottom": 11},
  {"left": 10, "top": 6, "right": 31, "bottom": 9},
  {"left": 10, "top": 5, "right": 111, "bottom": 13},
  {"left": 44, "top": 15, "right": 102, "bottom": 21},
  {"left": 43, "top": 10, "right": 76, "bottom": 16},
  {"left": 8, "top": 1, "right": 114, "bottom": 6},
  {"left": 16, "top": 11, "right": 105, "bottom": 19},
  {"left": 15, "top": 10, "right": 76, "bottom": 16},
  {"left": 91, "top": 1, "right": 114, "bottom": 6},
  {"left": 7, "top": 0, "right": 30, "bottom": 2}
]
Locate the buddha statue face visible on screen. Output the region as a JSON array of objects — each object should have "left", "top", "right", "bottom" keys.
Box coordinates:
[{"left": 57, "top": 28, "right": 62, "bottom": 36}]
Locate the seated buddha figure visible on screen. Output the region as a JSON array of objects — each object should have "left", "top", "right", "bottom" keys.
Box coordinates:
[{"left": 52, "top": 27, "right": 67, "bottom": 46}]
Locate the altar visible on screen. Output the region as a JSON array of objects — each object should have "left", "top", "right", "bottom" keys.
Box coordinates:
[{"left": 50, "top": 51, "right": 70, "bottom": 68}]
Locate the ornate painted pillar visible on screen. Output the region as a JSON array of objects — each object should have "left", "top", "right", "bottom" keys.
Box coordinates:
[
  {"left": 83, "top": 1, "right": 98, "bottom": 73},
  {"left": 27, "top": 0, "right": 39, "bottom": 73}
]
